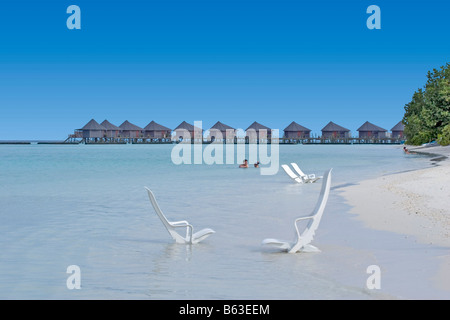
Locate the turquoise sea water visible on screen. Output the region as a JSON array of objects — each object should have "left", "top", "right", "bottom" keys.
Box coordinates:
[{"left": 0, "top": 144, "right": 446, "bottom": 299}]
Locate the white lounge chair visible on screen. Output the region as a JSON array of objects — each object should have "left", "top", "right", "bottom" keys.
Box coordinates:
[
  {"left": 144, "top": 187, "right": 215, "bottom": 244},
  {"left": 290, "top": 162, "right": 322, "bottom": 183},
  {"left": 262, "top": 168, "right": 332, "bottom": 253},
  {"left": 281, "top": 164, "right": 303, "bottom": 184}
]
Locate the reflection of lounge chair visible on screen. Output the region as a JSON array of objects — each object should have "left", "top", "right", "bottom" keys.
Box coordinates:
[
  {"left": 281, "top": 164, "right": 303, "bottom": 183},
  {"left": 262, "top": 168, "right": 332, "bottom": 253},
  {"left": 145, "top": 187, "right": 215, "bottom": 244},
  {"left": 290, "top": 163, "right": 322, "bottom": 183}
]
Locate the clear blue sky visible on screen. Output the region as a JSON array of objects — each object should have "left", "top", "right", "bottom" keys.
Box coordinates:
[{"left": 0, "top": 0, "right": 449, "bottom": 140}]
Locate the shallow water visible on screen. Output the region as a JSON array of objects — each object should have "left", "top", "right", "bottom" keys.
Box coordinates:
[{"left": 0, "top": 144, "right": 446, "bottom": 299}]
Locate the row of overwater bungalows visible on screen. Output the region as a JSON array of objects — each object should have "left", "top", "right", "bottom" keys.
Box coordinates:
[{"left": 72, "top": 119, "right": 405, "bottom": 142}]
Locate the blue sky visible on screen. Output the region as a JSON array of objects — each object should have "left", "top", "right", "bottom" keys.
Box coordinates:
[{"left": 0, "top": 0, "right": 449, "bottom": 139}]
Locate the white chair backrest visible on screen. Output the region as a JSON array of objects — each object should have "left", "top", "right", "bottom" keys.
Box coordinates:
[
  {"left": 301, "top": 168, "right": 332, "bottom": 236},
  {"left": 290, "top": 163, "right": 307, "bottom": 178},
  {"left": 145, "top": 187, "right": 172, "bottom": 230},
  {"left": 281, "top": 164, "right": 299, "bottom": 179}
]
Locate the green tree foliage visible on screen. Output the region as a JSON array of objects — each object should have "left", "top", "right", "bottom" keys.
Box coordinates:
[
  {"left": 403, "top": 63, "right": 450, "bottom": 145},
  {"left": 438, "top": 124, "right": 450, "bottom": 146}
]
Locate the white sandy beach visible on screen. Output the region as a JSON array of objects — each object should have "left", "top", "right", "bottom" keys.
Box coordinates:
[{"left": 340, "top": 145, "right": 450, "bottom": 292}]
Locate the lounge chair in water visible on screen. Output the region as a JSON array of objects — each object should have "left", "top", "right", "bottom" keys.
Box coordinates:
[
  {"left": 281, "top": 164, "right": 304, "bottom": 184},
  {"left": 144, "top": 187, "right": 215, "bottom": 244},
  {"left": 262, "top": 168, "right": 332, "bottom": 253},
  {"left": 290, "top": 162, "right": 322, "bottom": 183}
]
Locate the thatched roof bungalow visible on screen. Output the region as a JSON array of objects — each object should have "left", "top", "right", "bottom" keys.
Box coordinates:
[
  {"left": 391, "top": 121, "right": 405, "bottom": 139},
  {"left": 101, "top": 120, "right": 121, "bottom": 138},
  {"left": 119, "top": 120, "right": 143, "bottom": 138},
  {"left": 321, "top": 121, "right": 350, "bottom": 139},
  {"left": 283, "top": 121, "right": 311, "bottom": 139},
  {"left": 143, "top": 121, "right": 171, "bottom": 139},
  {"left": 209, "top": 121, "right": 236, "bottom": 141},
  {"left": 78, "top": 119, "right": 106, "bottom": 138},
  {"left": 174, "top": 121, "right": 203, "bottom": 141},
  {"left": 357, "top": 121, "right": 387, "bottom": 139},
  {"left": 245, "top": 121, "right": 272, "bottom": 140}
]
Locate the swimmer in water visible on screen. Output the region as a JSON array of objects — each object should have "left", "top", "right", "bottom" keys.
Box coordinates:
[{"left": 239, "top": 159, "right": 249, "bottom": 168}]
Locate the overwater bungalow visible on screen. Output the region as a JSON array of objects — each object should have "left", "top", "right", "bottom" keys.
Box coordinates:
[
  {"left": 101, "top": 119, "right": 121, "bottom": 139},
  {"left": 66, "top": 118, "right": 404, "bottom": 145},
  {"left": 119, "top": 120, "right": 143, "bottom": 139},
  {"left": 321, "top": 121, "right": 350, "bottom": 139},
  {"left": 245, "top": 121, "right": 272, "bottom": 142},
  {"left": 143, "top": 121, "right": 171, "bottom": 139},
  {"left": 78, "top": 119, "right": 106, "bottom": 139},
  {"left": 174, "top": 121, "right": 203, "bottom": 142},
  {"left": 283, "top": 121, "right": 311, "bottom": 139},
  {"left": 391, "top": 121, "right": 405, "bottom": 139},
  {"left": 209, "top": 121, "right": 236, "bottom": 142},
  {"left": 357, "top": 121, "right": 387, "bottom": 139}
]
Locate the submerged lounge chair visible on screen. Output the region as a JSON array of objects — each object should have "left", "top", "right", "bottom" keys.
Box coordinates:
[
  {"left": 290, "top": 163, "right": 322, "bottom": 183},
  {"left": 144, "top": 187, "right": 215, "bottom": 244},
  {"left": 262, "top": 168, "right": 332, "bottom": 253},
  {"left": 281, "top": 164, "right": 304, "bottom": 184}
]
